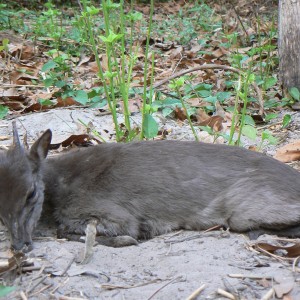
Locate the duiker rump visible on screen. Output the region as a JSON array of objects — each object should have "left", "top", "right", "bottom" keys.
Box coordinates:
[{"left": 1, "top": 124, "right": 300, "bottom": 252}]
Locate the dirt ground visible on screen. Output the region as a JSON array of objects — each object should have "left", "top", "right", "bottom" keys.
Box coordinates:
[{"left": 1, "top": 109, "right": 300, "bottom": 299}]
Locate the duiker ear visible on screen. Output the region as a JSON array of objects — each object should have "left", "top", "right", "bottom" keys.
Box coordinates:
[
  {"left": 12, "top": 120, "right": 24, "bottom": 153},
  {"left": 30, "top": 130, "right": 52, "bottom": 161}
]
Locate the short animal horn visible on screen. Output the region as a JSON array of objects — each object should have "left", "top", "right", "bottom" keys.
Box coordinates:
[{"left": 12, "top": 120, "right": 23, "bottom": 151}]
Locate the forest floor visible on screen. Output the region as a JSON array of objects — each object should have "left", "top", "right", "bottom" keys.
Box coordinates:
[
  {"left": 1, "top": 0, "right": 300, "bottom": 299},
  {"left": 0, "top": 108, "right": 299, "bottom": 300}
]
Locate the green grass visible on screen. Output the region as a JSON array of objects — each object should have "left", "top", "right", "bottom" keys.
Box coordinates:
[{"left": 0, "top": 1, "right": 292, "bottom": 147}]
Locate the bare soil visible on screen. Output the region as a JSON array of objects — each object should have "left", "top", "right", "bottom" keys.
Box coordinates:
[{"left": 0, "top": 109, "right": 300, "bottom": 300}]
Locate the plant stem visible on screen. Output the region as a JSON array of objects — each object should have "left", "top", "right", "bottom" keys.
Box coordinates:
[
  {"left": 175, "top": 86, "right": 199, "bottom": 142},
  {"left": 140, "top": 0, "right": 154, "bottom": 139}
]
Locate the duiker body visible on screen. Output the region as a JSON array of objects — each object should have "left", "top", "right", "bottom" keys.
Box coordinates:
[{"left": 1, "top": 125, "right": 300, "bottom": 251}]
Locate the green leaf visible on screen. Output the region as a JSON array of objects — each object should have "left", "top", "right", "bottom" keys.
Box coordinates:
[
  {"left": 204, "top": 96, "right": 217, "bottom": 104},
  {"left": 126, "top": 12, "right": 143, "bottom": 22},
  {"left": 38, "top": 99, "right": 55, "bottom": 106},
  {"left": 244, "top": 115, "right": 255, "bottom": 126},
  {"left": 0, "top": 105, "right": 8, "bottom": 119},
  {"left": 282, "top": 114, "right": 291, "bottom": 128},
  {"left": 241, "top": 125, "right": 257, "bottom": 141},
  {"left": 163, "top": 98, "right": 181, "bottom": 106},
  {"left": 41, "top": 60, "right": 57, "bottom": 72},
  {"left": 289, "top": 87, "right": 300, "bottom": 101},
  {"left": 0, "top": 285, "right": 16, "bottom": 297},
  {"left": 100, "top": 32, "right": 123, "bottom": 44},
  {"left": 55, "top": 80, "right": 67, "bottom": 88},
  {"left": 265, "top": 113, "right": 278, "bottom": 122},
  {"left": 195, "top": 83, "right": 212, "bottom": 91},
  {"left": 168, "top": 77, "right": 185, "bottom": 89},
  {"left": 198, "top": 90, "right": 211, "bottom": 98},
  {"left": 216, "top": 92, "right": 231, "bottom": 102},
  {"left": 162, "top": 107, "right": 173, "bottom": 117},
  {"left": 74, "top": 90, "right": 88, "bottom": 105},
  {"left": 2, "top": 38, "right": 9, "bottom": 50},
  {"left": 103, "top": 71, "right": 117, "bottom": 79},
  {"left": 261, "top": 130, "right": 278, "bottom": 145},
  {"left": 264, "top": 76, "right": 277, "bottom": 89},
  {"left": 86, "top": 6, "right": 100, "bottom": 15},
  {"left": 43, "top": 78, "right": 54, "bottom": 87},
  {"left": 89, "top": 99, "right": 107, "bottom": 108},
  {"left": 199, "top": 125, "right": 213, "bottom": 135},
  {"left": 143, "top": 114, "right": 158, "bottom": 138}
]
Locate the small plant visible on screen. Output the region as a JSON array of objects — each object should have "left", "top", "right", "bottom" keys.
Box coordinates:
[
  {"left": 289, "top": 87, "right": 300, "bottom": 102},
  {"left": 41, "top": 50, "right": 74, "bottom": 96},
  {"left": 0, "top": 285, "right": 15, "bottom": 297},
  {"left": 79, "top": 0, "right": 156, "bottom": 141},
  {"left": 34, "top": 1, "right": 65, "bottom": 48},
  {"left": 0, "top": 105, "right": 9, "bottom": 119},
  {"left": 169, "top": 77, "right": 199, "bottom": 141}
]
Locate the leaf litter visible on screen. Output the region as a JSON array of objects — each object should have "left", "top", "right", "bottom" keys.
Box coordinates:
[{"left": 1, "top": 0, "right": 300, "bottom": 299}]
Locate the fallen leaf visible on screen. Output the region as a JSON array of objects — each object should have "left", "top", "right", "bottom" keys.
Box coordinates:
[
  {"left": 256, "top": 242, "right": 300, "bottom": 258},
  {"left": 174, "top": 107, "right": 186, "bottom": 121},
  {"left": 274, "top": 141, "right": 300, "bottom": 162},
  {"left": 274, "top": 281, "right": 294, "bottom": 298}
]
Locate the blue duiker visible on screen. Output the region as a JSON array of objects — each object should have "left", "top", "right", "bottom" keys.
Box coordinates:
[{"left": 1, "top": 123, "right": 300, "bottom": 252}]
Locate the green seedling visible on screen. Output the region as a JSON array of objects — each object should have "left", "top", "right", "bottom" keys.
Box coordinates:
[
  {"left": 289, "top": 87, "right": 300, "bottom": 101},
  {"left": 282, "top": 114, "right": 291, "bottom": 128},
  {"left": 169, "top": 77, "right": 199, "bottom": 141},
  {"left": 0, "top": 285, "right": 15, "bottom": 297}
]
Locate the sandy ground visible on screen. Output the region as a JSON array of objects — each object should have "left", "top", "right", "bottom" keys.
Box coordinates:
[{"left": 0, "top": 108, "right": 300, "bottom": 299}]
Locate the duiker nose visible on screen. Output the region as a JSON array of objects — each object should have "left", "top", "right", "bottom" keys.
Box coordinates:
[{"left": 11, "top": 241, "right": 33, "bottom": 253}]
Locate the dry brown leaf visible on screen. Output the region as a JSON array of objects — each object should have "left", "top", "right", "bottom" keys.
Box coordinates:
[
  {"left": 174, "top": 107, "right": 186, "bottom": 121},
  {"left": 0, "top": 252, "right": 25, "bottom": 275},
  {"left": 186, "top": 98, "right": 202, "bottom": 107},
  {"left": 274, "top": 281, "right": 294, "bottom": 298},
  {"left": 196, "top": 108, "right": 210, "bottom": 123},
  {"left": 50, "top": 134, "right": 100, "bottom": 150},
  {"left": 212, "top": 47, "right": 230, "bottom": 58},
  {"left": 196, "top": 108, "right": 224, "bottom": 132},
  {"left": 169, "top": 46, "right": 183, "bottom": 60},
  {"left": 256, "top": 242, "right": 300, "bottom": 258},
  {"left": 274, "top": 141, "right": 300, "bottom": 163},
  {"left": 9, "top": 69, "right": 39, "bottom": 85},
  {"left": 56, "top": 97, "right": 81, "bottom": 107},
  {"left": 201, "top": 115, "right": 224, "bottom": 132},
  {"left": 0, "top": 136, "right": 9, "bottom": 141}
]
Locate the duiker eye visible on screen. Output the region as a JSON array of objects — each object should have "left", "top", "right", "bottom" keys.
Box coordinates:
[{"left": 26, "top": 186, "right": 37, "bottom": 203}]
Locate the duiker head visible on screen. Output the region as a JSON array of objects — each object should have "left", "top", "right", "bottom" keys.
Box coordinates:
[{"left": 0, "top": 123, "right": 51, "bottom": 251}]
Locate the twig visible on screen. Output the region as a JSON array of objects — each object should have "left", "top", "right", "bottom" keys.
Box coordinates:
[
  {"left": 230, "top": 4, "right": 250, "bottom": 40},
  {"left": 57, "top": 296, "right": 87, "bottom": 300},
  {"left": 228, "top": 274, "right": 274, "bottom": 280},
  {"left": 19, "top": 291, "right": 27, "bottom": 300},
  {"left": 51, "top": 277, "right": 70, "bottom": 294},
  {"left": 217, "top": 288, "right": 235, "bottom": 300},
  {"left": 292, "top": 256, "right": 300, "bottom": 272},
  {"left": 185, "top": 284, "right": 206, "bottom": 300},
  {"left": 261, "top": 288, "right": 275, "bottom": 300},
  {"left": 151, "top": 64, "right": 264, "bottom": 115},
  {"left": 147, "top": 277, "right": 181, "bottom": 300},
  {"left": 101, "top": 279, "right": 163, "bottom": 290},
  {"left": 0, "top": 261, "right": 9, "bottom": 268},
  {"left": 30, "top": 284, "right": 52, "bottom": 297},
  {"left": 26, "top": 275, "right": 48, "bottom": 294},
  {"left": 60, "top": 256, "right": 75, "bottom": 276},
  {"left": 165, "top": 225, "right": 223, "bottom": 244}
]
